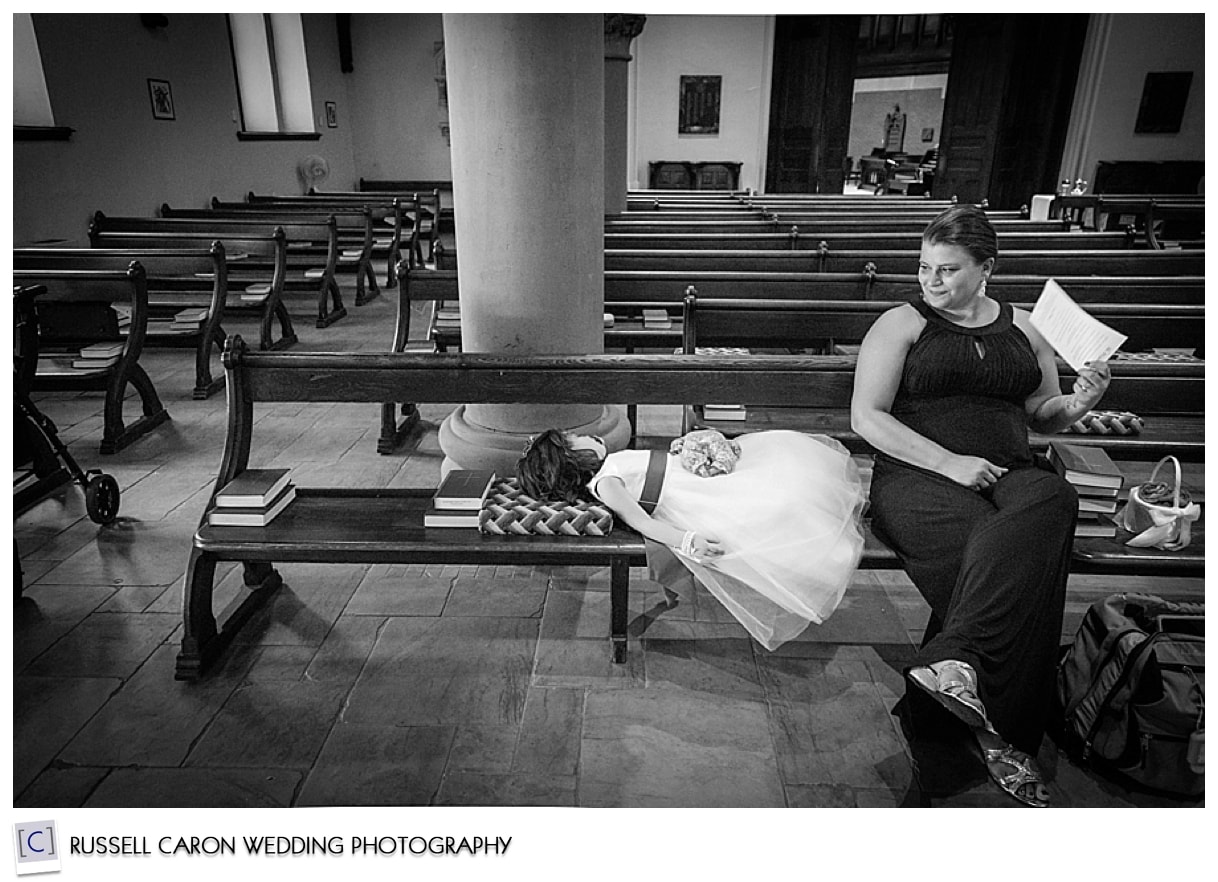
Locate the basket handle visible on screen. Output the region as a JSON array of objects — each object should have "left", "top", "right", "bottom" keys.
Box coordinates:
[{"left": 1146, "top": 455, "right": 1183, "bottom": 508}]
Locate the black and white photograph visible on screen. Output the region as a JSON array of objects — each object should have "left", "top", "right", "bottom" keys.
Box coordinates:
[{"left": 10, "top": 10, "right": 1206, "bottom": 879}]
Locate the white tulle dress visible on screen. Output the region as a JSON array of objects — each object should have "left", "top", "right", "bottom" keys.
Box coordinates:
[{"left": 588, "top": 430, "right": 867, "bottom": 650}]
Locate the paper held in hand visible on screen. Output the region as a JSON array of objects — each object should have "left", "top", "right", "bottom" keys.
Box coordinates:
[{"left": 1029, "top": 279, "right": 1128, "bottom": 371}]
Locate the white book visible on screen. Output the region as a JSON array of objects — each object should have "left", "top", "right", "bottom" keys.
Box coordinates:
[
  {"left": 704, "top": 404, "right": 747, "bottom": 421},
  {"left": 174, "top": 308, "right": 209, "bottom": 323},
  {"left": 304, "top": 267, "right": 326, "bottom": 279},
  {"left": 1030, "top": 279, "right": 1127, "bottom": 371},
  {"left": 79, "top": 341, "right": 124, "bottom": 358}
]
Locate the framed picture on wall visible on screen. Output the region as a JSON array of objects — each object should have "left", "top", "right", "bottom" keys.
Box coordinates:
[
  {"left": 325, "top": 101, "right": 338, "bottom": 128},
  {"left": 921, "top": 127, "right": 934, "bottom": 143},
  {"left": 679, "top": 75, "right": 721, "bottom": 134},
  {"left": 148, "top": 79, "right": 174, "bottom": 121}
]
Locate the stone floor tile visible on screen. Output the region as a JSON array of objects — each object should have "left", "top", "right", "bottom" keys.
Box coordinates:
[
  {"left": 642, "top": 636, "right": 763, "bottom": 699},
  {"left": 580, "top": 687, "right": 783, "bottom": 807},
  {"left": 185, "top": 680, "right": 350, "bottom": 769},
  {"left": 434, "top": 771, "right": 577, "bottom": 807},
  {"left": 84, "top": 767, "right": 301, "bottom": 808},
  {"left": 246, "top": 645, "right": 320, "bottom": 680},
  {"left": 445, "top": 575, "right": 547, "bottom": 618},
  {"left": 13, "top": 676, "right": 122, "bottom": 797},
  {"left": 512, "top": 686, "right": 584, "bottom": 776},
  {"left": 96, "top": 583, "right": 175, "bottom": 613},
  {"left": 22, "top": 611, "right": 180, "bottom": 679},
  {"left": 296, "top": 724, "right": 452, "bottom": 807},
  {"left": 533, "top": 590, "right": 644, "bottom": 688},
  {"left": 784, "top": 783, "right": 903, "bottom": 808},
  {"left": 342, "top": 617, "right": 537, "bottom": 726},
  {"left": 33, "top": 514, "right": 200, "bottom": 587},
  {"left": 448, "top": 725, "right": 520, "bottom": 774},
  {"left": 304, "top": 615, "right": 386, "bottom": 683},
  {"left": 14, "top": 766, "right": 111, "bottom": 809},
  {"left": 344, "top": 569, "right": 451, "bottom": 616},
  {"left": 58, "top": 645, "right": 246, "bottom": 768},
  {"left": 233, "top": 562, "right": 366, "bottom": 647}
]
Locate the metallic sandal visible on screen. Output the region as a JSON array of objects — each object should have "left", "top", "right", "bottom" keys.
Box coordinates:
[
  {"left": 908, "top": 659, "right": 996, "bottom": 734},
  {"left": 983, "top": 746, "right": 1050, "bottom": 808}
]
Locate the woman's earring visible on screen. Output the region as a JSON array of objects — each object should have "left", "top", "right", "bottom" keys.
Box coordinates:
[{"left": 978, "top": 277, "right": 988, "bottom": 299}]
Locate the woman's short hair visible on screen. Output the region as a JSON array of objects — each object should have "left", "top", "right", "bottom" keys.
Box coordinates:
[
  {"left": 515, "top": 428, "right": 602, "bottom": 503},
  {"left": 922, "top": 204, "right": 999, "bottom": 266}
]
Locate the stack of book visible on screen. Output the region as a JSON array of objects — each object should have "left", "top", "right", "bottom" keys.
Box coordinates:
[
  {"left": 424, "top": 469, "right": 496, "bottom": 528},
  {"left": 208, "top": 468, "right": 296, "bottom": 527},
  {"left": 113, "top": 305, "right": 132, "bottom": 332},
  {"left": 243, "top": 283, "right": 272, "bottom": 302},
  {"left": 72, "top": 341, "right": 123, "bottom": 370},
  {"left": 171, "top": 307, "right": 209, "bottom": 330},
  {"left": 642, "top": 308, "right": 672, "bottom": 330},
  {"left": 433, "top": 305, "right": 461, "bottom": 331},
  {"left": 1048, "top": 441, "right": 1122, "bottom": 537},
  {"left": 703, "top": 403, "right": 747, "bottom": 422}
]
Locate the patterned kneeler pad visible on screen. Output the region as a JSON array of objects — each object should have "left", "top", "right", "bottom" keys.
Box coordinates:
[{"left": 480, "top": 478, "right": 615, "bottom": 536}]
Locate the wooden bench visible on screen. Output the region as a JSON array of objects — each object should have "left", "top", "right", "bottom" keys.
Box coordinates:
[
  {"left": 178, "top": 342, "right": 1204, "bottom": 681},
  {"left": 677, "top": 292, "right": 1205, "bottom": 462},
  {"left": 604, "top": 246, "right": 1205, "bottom": 277},
  {"left": 162, "top": 201, "right": 384, "bottom": 305},
  {"left": 89, "top": 213, "right": 346, "bottom": 328},
  {"left": 15, "top": 245, "right": 241, "bottom": 399},
  {"left": 14, "top": 264, "right": 170, "bottom": 453},
  {"left": 603, "top": 229, "right": 1136, "bottom": 251},
  {"left": 604, "top": 217, "right": 1069, "bottom": 236}
]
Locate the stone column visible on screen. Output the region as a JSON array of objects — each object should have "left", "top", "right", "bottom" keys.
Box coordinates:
[
  {"left": 439, "top": 13, "right": 629, "bottom": 476},
  {"left": 604, "top": 14, "right": 646, "bottom": 216}
]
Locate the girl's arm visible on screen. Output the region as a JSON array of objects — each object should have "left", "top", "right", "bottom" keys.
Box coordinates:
[
  {"left": 593, "top": 474, "right": 723, "bottom": 558},
  {"left": 851, "top": 305, "right": 1007, "bottom": 489},
  {"left": 1012, "top": 308, "right": 1111, "bottom": 434}
]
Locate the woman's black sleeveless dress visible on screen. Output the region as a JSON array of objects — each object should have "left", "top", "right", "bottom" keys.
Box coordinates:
[{"left": 868, "top": 297, "right": 1078, "bottom": 754}]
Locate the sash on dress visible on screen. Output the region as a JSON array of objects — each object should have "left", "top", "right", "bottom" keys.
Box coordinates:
[{"left": 640, "top": 449, "right": 695, "bottom": 600}]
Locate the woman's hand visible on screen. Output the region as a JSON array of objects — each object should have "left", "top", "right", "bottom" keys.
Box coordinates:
[
  {"left": 681, "top": 531, "right": 724, "bottom": 560},
  {"left": 1069, "top": 360, "right": 1112, "bottom": 411},
  {"left": 942, "top": 455, "right": 1008, "bottom": 491}
]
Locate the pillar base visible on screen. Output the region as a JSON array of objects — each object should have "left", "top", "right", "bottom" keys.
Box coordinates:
[{"left": 438, "top": 404, "right": 631, "bottom": 477}]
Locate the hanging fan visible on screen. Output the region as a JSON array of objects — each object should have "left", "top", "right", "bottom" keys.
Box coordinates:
[{"left": 297, "top": 154, "right": 330, "bottom": 194}]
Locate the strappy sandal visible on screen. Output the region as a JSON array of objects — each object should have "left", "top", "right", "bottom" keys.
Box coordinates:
[
  {"left": 908, "top": 659, "right": 996, "bottom": 734},
  {"left": 983, "top": 745, "right": 1050, "bottom": 808}
]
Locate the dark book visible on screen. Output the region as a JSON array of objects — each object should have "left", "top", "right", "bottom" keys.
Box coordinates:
[
  {"left": 215, "top": 468, "right": 291, "bottom": 508},
  {"left": 1048, "top": 441, "right": 1123, "bottom": 490},
  {"left": 1075, "top": 516, "right": 1117, "bottom": 538},
  {"left": 208, "top": 484, "right": 296, "bottom": 527},
  {"left": 423, "top": 505, "right": 481, "bottom": 528},
  {"left": 432, "top": 469, "right": 496, "bottom": 510}
]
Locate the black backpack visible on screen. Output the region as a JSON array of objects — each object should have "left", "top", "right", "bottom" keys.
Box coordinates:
[{"left": 1055, "top": 593, "right": 1204, "bottom": 798}]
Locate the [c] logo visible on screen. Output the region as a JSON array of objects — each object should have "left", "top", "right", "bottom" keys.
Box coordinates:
[{"left": 12, "top": 821, "right": 61, "bottom": 876}]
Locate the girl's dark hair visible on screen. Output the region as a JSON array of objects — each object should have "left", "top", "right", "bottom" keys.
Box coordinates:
[
  {"left": 922, "top": 204, "right": 999, "bottom": 267},
  {"left": 515, "top": 428, "right": 602, "bottom": 503}
]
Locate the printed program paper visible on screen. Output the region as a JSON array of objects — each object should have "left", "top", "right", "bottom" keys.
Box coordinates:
[{"left": 1029, "top": 279, "right": 1127, "bottom": 371}]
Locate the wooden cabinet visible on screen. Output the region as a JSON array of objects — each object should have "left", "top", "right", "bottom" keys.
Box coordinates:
[{"left": 647, "top": 161, "right": 742, "bottom": 190}]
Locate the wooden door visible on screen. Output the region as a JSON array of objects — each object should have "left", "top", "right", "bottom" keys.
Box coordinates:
[
  {"left": 936, "top": 14, "right": 1088, "bottom": 207},
  {"left": 766, "top": 15, "right": 858, "bottom": 193}
]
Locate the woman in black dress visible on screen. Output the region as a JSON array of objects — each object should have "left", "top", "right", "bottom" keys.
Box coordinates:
[{"left": 850, "top": 205, "right": 1112, "bottom": 807}]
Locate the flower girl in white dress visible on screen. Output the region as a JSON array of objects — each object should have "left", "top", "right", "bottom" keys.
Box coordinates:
[{"left": 516, "top": 429, "right": 867, "bottom": 650}]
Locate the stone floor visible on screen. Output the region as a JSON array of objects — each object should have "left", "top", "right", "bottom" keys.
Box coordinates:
[{"left": 13, "top": 272, "right": 1205, "bottom": 809}]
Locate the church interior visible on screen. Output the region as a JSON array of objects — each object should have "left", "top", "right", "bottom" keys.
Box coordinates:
[{"left": 11, "top": 12, "right": 1206, "bottom": 815}]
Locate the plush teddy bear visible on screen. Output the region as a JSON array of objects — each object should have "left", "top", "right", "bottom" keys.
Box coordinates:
[{"left": 669, "top": 428, "right": 742, "bottom": 478}]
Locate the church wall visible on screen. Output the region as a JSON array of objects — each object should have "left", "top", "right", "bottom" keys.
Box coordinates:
[
  {"left": 345, "top": 14, "right": 452, "bottom": 184},
  {"left": 1073, "top": 13, "right": 1205, "bottom": 185},
  {"left": 630, "top": 15, "right": 771, "bottom": 192},
  {"left": 14, "top": 14, "right": 357, "bottom": 245}
]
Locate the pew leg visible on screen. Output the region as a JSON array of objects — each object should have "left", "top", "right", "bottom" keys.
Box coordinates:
[
  {"left": 99, "top": 365, "right": 170, "bottom": 455},
  {"left": 192, "top": 325, "right": 226, "bottom": 400},
  {"left": 610, "top": 555, "right": 629, "bottom": 664},
  {"left": 265, "top": 301, "right": 298, "bottom": 351},
  {"left": 385, "top": 249, "right": 399, "bottom": 288},
  {"left": 377, "top": 402, "right": 421, "bottom": 454},
  {"left": 355, "top": 261, "right": 380, "bottom": 306},
  {"left": 316, "top": 279, "right": 348, "bottom": 328}
]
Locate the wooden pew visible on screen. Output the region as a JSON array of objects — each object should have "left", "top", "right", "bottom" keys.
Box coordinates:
[
  {"left": 14, "top": 264, "right": 170, "bottom": 453},
  {"left": 603, "top": 229, "right": 1136, "bottom": 251},
  {"left": 604, "top": 217, "right": 1068, "bottom": 235},
  {"left": 604, "top": 247, "right": 1205, "bottom": 277},
  {"left": 178, "top": 341, "right": 1203, "bottom": 680},
  {"left": 15, "top": 244, "right": 246, "bottom": 399},
  {"left": 162, "top": 201, "right": 383, "bottom": 304},
  {"left": 89, "top": 213, "right": 346, "bottom": 328},
  {"left": 677, "top": 292, "right": 1204, "bottom": 462}
]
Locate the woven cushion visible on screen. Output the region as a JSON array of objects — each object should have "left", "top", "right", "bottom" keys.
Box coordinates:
[
  {"left": 479, "top": 478, "right": 615, "bottom": 536},
  {"left": 1064, "top": 410, "right": 1144, "bottom": 435}
]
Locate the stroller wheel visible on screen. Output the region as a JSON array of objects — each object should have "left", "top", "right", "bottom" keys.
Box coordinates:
[{"left": 85, "top": 473, "right": 121, "bottom": 525}]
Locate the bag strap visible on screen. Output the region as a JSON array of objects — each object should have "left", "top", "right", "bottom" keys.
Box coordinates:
[{"left": 639, "top": 449, "right": 666, "bottom": 515}]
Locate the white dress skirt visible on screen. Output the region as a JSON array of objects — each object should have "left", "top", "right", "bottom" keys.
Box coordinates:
[{"left": 588, "top": 430, "right": 867, "bottom": 650}]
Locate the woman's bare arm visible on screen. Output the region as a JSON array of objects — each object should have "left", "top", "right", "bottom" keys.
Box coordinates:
[
  {"left": 594, "top": 474, "right": 722, "bottom": 558},
  {"left": 1012, "top": 308, "right": 1111, "bottom": 434}
]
